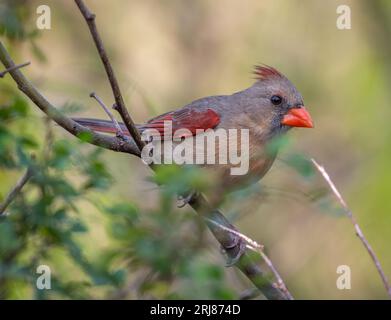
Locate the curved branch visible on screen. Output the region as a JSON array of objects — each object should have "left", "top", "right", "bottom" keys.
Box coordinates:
[
  {"left": 0, "top": 42, "right": 139, "bottom": 156},
  {"left": 75, "top": 0, "right": 145, "bottom": 153}
]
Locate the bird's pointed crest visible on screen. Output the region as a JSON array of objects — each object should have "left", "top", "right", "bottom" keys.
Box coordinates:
[{"left": 253, "top": 64, "right": 284, "bottom": 81}]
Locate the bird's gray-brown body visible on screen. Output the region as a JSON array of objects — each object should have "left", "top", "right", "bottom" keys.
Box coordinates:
[{"left": 74, "top": 65, "right": 311, "bottom": 192}]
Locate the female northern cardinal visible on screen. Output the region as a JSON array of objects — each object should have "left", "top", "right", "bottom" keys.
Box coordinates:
[{"left": 74, "top": 65, "right": 313, "bottom": 193}]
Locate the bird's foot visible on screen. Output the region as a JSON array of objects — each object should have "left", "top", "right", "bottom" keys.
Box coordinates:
[
  {"left": 177, "top": 191, "right": 199, "bottom": 208},
  {"left": 223, "top": 236, "right": 247, "bottom": 267}
]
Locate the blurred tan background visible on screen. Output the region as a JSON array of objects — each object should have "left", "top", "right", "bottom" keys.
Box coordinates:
[{"left": 3, "top": 0, "right": 391, "bottom": 299}]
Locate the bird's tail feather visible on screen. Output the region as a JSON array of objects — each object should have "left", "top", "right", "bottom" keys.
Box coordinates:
[{"left": 72, "top": 118, "right": 135, "bottom": 136}]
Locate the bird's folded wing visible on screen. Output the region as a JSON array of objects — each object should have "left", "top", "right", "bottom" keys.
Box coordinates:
[
  {"left": 73, "top": 108, "right": 220, "bottom": 139},
  {"left": 139, "top": 108, "right": 220, "bottom": 138}
]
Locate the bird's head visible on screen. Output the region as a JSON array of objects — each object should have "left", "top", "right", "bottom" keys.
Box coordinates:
[{"left": 243, "top": 65, "right": 313, "bottom": 131}]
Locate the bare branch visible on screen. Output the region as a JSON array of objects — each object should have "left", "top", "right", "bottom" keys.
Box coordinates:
[
  {"left": 311, "top": 158, "right": 391, "bottom": 298},
  {"left": 206, "top": 217, "right": 264, "bottom": 251},
  {"left": 189, "top": 194, "right": 289, "bottom": 299},
  {"left": 206, "top": 217, "right": 293, "bottom": 300},
  {"left": 257, "top": 249, "right": 293, "bottom": 300},
  {"left": 0, "top": 41, "right": 139, "bottom": 156},
  {"left": 0, "top": 165, "right": 34, "bottom": 217},
  {"left": 0, "top": 61, "right": 30, "bottom": 78},
  {"left": 89, "top": 92, "right": 125, "bottom": 136},
  {"left": 74, "top": 0, "right": 145, "bottom": 152}
]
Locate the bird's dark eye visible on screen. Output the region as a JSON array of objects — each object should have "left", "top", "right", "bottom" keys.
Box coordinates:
[{"left": 271, "top": 95, "right": 283, "bottom": 105}]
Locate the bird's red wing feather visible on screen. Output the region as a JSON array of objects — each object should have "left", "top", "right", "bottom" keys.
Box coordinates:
[{"left": 140, "top": 108, "right": 220, "bottom": 138}]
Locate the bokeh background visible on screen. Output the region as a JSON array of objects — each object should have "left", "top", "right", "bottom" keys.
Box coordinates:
[{"left": 1, "top": 0, "right": 391, "bottom": 299}]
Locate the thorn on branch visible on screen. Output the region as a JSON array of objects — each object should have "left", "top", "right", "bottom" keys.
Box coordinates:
[
  {"left": 86, "top": 13, "right": 96, "bottom": 21},
  {"left": 0, "top": 61, "right": 30, "bottom": 78},
  {"left": 75, "top": 0, "right": 95, "bottom": 21}
]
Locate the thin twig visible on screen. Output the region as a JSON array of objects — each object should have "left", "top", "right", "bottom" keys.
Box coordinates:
[
  {"left": 0, "top": 165, "right": 34, "bottom": 216},
  {"left": 257, "top": 249, "right": 293, "bottom": 300},
  {"left": 311, "top": 158, "right": 391, "bottom": 298},
  {"left": 206, "top": 217, "right": 294, "bottom": 300},
  {"left": 0, "top": 61, "right": 30, "bottom": 78},
  {"left": 89, "top": 92, "right": 124, "bottom": 136},
  {"left": 74, "top": 0, "right": 145, "bottom": 152},
  {"left": 206, "top": 217, "right": 264, "bottom": 251}
]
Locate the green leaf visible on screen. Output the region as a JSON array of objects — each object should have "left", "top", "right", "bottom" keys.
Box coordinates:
[
  {"left": 284, "top": 153, "right": 315, "bottom": 178},
  {"left": 106, "top": 202, "right": 139, "bottom": 219},
  {"left": 70, "top": 221, "right": 88, "bottom": 233},
  {"left": 49, "top": 140, "right": 73, "bottom": 169},
  {"left": 77, "top": 131, "right": 93, "bottom": 143}
]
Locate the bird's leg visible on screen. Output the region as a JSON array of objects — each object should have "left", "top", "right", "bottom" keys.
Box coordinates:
[
  {"left": 206, "top": 210, "right": 247, "bottom": 267},
  {"left": 180, "top": 192, "right": 247, "bottom": 266},
  {"left": 177, "top": 190, "right": 199, "bottom": 208},
  {"left": 223, "top": 236, "right": 247, "bottom": 267}
]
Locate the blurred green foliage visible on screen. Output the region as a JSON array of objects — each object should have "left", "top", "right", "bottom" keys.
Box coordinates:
[
  {"left": 0, "top": 0, "right": 47, "bottom": 62},
  {"left": 0, "top": 74, "right": 235, "bottom": 300},
  {"left": 0, "top": 87, "right": 121, "bottom": 298},
  {"left": 1, "top": 0, "right": 391, "bottom": 300},
  {"left": 0, "top": 1, "right": 236, "bottom": 299}
]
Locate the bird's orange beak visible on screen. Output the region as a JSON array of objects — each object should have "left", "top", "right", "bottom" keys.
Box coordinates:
[{"left": 281, "top": 107, "right": 313, "bottom": 128}]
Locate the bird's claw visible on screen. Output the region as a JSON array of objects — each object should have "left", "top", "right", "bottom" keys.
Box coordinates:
[
  {"left": 177, "top": 191, "right": 198, "bottom": 208},
  {"left": 223, "top": 237, "right": 247, "bottom": 267}
]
